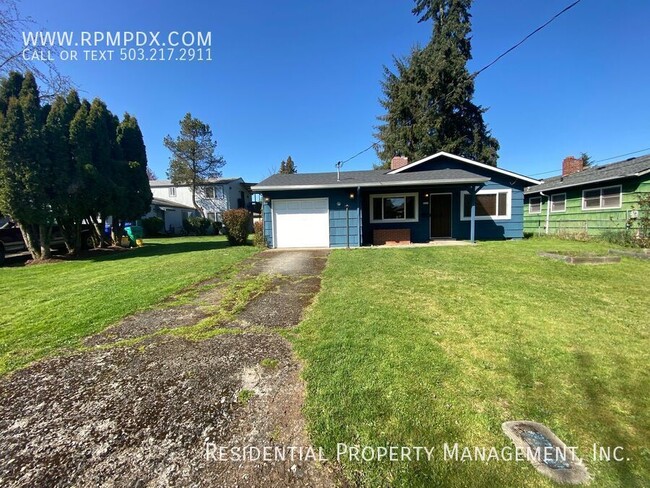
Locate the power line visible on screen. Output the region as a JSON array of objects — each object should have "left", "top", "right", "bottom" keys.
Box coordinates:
[
  {"left": 528, "top": 146, "right": 650, "bottom": 177},
  {"left": 338, "top": 0, "right": 584, "bottom": 166},
  {"left": 473, "top": 0, "right": 583, "bottom": 77}
]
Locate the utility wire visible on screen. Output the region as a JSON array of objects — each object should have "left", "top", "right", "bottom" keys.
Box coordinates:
[
  {"left": 473, "top": 0, "right": 583, "bottom": 77},
  {"left": 338, "top": 0, "right": 583, "bottom": 166},
  {"left": 528, "top": 146, "right": 650, "bottom": 177}
]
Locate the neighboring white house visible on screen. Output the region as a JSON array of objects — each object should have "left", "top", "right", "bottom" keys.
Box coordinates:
[{"left": 148, "top": 178, "right": 253, "bottom": 233}]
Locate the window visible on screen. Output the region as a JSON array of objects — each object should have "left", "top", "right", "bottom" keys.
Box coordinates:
[
  {"left": 204, "top": 186, "right": 215, "bottom": 198},
  {"left": 370, "top": 193, "right": 418, "bottom": 222},
  {"left": 216, "top": 186, "right": 224, "bottom": 199},
  {"left": 582, "top": 185, "right": 621, "bottom": 210},
  {"left": 168, "top": 187, "right": 176, "bottom": 197},
  {"left": 529, "top": 197, "right": 541, "bottom": 214},
  {"left": 461, "top": 189, "right": 511, "bottom": 220},
  {"left": 207, "top": 212, "right": 217, "bottom": 222},
  {"left": 550, "top": 193, "right": 566, "bottom": 213}
]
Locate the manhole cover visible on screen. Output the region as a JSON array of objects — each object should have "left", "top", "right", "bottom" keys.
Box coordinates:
[{"left": 502, "top": 421, "right": 590, "bottom": 484}]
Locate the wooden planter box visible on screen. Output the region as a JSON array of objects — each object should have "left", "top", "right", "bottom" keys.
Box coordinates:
[
  {"left": 539, "top": 252, "right": 621, "bottom": 265},
  {"left": 373, "top": 229, "right": 411, "bottom": 246}
]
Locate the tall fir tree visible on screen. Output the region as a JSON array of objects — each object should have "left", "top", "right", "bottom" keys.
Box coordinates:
[
  {"left": 279, "top": 155, "right": 297, "bottom": 174},
  {"left": 375, "top": 0, "right": 499, "bottom": 168},
  {"left": 164, "top": 113, "right": 225, "bottom": 215}
]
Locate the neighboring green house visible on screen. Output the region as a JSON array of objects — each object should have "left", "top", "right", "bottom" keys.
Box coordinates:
[{"left": 524, "top": 154, "right": 650, "bottom": 236}]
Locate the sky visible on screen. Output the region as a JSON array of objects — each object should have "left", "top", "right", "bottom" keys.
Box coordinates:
[{"left": 17, "top": 0, "right": 650, "bottom": 183}]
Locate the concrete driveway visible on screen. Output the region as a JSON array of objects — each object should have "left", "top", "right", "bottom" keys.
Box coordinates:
[{"left": 0, "top": 250, "right": 337, "bottom": 487}]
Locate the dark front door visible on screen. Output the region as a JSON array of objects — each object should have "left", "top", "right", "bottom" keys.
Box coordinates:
[{"left": 430, "top": 193, "right": 452, "bottom": 238}]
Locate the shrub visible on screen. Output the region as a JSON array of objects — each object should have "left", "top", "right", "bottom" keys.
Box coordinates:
[
  {"left": 253, "top": 220, "right": 266, "bottom": 248},
  {"left": 141, "top": 216, "right": 164, "bottom": 237},
  {"left": 601, "top": 229, "right": 650, "bottom": 249},
  {"left": 222, "top": 209, "right": 250, "bottom": 245},
  {"left": 183, "top": 216, "right": 211, "bottom": 235}
]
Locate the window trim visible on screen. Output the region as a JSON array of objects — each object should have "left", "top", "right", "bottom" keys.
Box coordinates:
[
  {"left": 369, "top": 192, "right": 419, "bottom": 223},
  {"left": 581, "top": 185, "right": 622, "bottom": 211},
  {"left": 168, "top": 187, "right": 176, "bottom": 197},
  {"left": 528, "top": 196, "right": 542, "bottom": 214},
  {"left": 550, "top": 193, "right": 566, "bottom": 213},
  {"left": 460, "top": 189, "right": 512, "bottom": 221},
  {"left": 204, "top": 186, "right": 216, "bottom": 199}
]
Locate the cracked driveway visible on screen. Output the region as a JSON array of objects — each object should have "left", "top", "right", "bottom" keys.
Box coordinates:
[{"left": 0, "top": 249, "right": 336, "bottom": 487}]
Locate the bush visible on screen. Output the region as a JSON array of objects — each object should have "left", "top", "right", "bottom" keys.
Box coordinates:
[
  {"left": 601, "top": 229, "right": 650, "bottom": 248},
  {"left": 141, "top": 216, "right": 164, "bottom": 237},
  {"left": 253, "top": 220, "right": 266, "bottom": 248},
  {"left": 222, "top": 209, "right": 250, "bottom": 245},
  {"left": 182, "top": 216, "right": 212, "bottom": 236}
]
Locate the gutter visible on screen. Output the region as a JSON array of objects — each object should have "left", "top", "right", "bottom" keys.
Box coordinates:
[
  {"left": 252, "top": 177, "right": 490, "bottom": 192},
  {"left": 525, "top": 172, "right": 642, "bottom": 195}
]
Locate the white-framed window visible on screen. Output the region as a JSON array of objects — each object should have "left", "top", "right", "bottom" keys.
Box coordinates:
[
  {"left": 207, "top": 212, "right": 217, "bottom": 221},
  {"left": 216, "top": 186, "right": 224, "bottom": 199},
  {"left": 582, "top": 185, "right": 621, "bottom": 210},
  {"left": 168, "top": 187, "right": 176, "bottom": 197},
  {"left": 529, "top": 197, "right": 542, "bottom": 214},
  {"left": 460, "top": 189, "right": 511, "bottom": 220},
  {"left": 370, "top": 193, "right": 418, "bottom": 223},
  {"left": 550, "top": 193, "right": 566, "bottom": 213},
  {"left": 204, "top": 186, "right": 215, "bottom": 198}
]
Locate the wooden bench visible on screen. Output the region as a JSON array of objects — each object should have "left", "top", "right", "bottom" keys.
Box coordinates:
[{"left": 373, "top": 228, "right": 411, "bottom": 246}]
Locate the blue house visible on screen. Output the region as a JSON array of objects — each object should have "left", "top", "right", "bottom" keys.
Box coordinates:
[{"left": 252, "top": 152, "right": 539, "bottom": 248}]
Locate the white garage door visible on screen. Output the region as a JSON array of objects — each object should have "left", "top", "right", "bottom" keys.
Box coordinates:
[{"left": 273, "top": 198, "right": 329, "bottom": 248}]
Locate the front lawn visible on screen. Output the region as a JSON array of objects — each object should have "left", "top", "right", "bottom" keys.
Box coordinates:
[
  {"left": 293, "top": 239, "right": 649, "bottom": 487},
  {"left": 0, "top": 236, "right": 257, "bottom": 375}
]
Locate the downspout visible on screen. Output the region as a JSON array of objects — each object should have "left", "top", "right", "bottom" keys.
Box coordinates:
[
  {"left": 357, "top": 186, "right": 362, "bottom": 247},
  {"left": 540, "top": 191, "right": 550, "bottom": 235},
  {"left": 470, "top": 187, "right": 477, "bottom": 244}
]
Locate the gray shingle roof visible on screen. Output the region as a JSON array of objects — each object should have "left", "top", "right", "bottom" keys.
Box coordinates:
[
  {"left": 252, "top": 168, "right": 489, "bottom": 191},
  {"left": 525, "top": 154, "right": 650, "bottom": 194},
  {"left": 151, "top": 197, "right": 196, "bottom": 210},
  {"left": 150, "top": 178, "right": 240, "bottom": 187}
]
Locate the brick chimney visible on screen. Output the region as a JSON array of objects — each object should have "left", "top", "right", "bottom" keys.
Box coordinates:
[
  {"left": 562, "top": 156, "right": 584, "bottom": 176},
  {"left": 391, "top": 156, "right": 409, "bottom": 170}
]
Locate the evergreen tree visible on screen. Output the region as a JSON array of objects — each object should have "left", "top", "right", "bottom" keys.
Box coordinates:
[
  {"left": 164, "top": 113, "right": 225, "bottom": 215},
  {"left": 0, "top": 71, "right": 53, "bottom": 259},
  {"left": 279, "top": 155, "right": 297, "bottom": 174},
  {"left": 580, "top": 152, "right": 593, "bottom": 168},
  {"left": 375, "top": 0, "right": 499, "bottom": 168}
]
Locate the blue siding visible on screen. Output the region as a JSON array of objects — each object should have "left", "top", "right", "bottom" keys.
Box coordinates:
[
  {"left": 261, "top": 188, "right": 360, "bottom": 248},
  {"left": 261, "top": 156, "right": 527, "bottom": 247}
]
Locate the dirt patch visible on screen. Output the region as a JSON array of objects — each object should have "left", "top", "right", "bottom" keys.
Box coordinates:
[{"left": 0, "top": 250, "right": 338, "bottom": 487}]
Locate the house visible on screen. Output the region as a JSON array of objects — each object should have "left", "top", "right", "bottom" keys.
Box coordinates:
[
  {"left": 524, "top": 155, "right": 650, "bottom": 236},
  {"left": 143, "top": 197, "right": 198, "bottom": 234},
  {"left": 252, "top": 152, "right": 539, "bottom": 248},
  {"left": 149, "top": 178, "right": 253, "bottom": 233}
]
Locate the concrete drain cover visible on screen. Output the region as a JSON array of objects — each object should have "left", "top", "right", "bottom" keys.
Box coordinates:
[{"left": 502, "top": 421, "right": 590, "bottom": 484}]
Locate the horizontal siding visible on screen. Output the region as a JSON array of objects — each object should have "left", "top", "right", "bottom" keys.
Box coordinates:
[
  {"left": 261, "top": 189, "right": 360, "bottom": 248},
  {"left": 524, "top": 178, "right": 649, "bottom": 236}
]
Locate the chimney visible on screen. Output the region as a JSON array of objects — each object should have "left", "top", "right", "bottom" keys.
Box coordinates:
[
  {"left": 562, "top": 156, "right": 584, "bottom": 176},
  {"left": 391, "top": 156, "right": 409, "bottom": 171}
]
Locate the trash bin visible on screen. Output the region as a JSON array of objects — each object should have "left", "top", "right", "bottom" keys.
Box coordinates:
[{"left": 124, "top": 225, "right": 144, "bottom": 246}]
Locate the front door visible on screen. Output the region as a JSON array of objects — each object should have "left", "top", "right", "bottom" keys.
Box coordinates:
[{"left": 430, "top": 193, "right": 452, "bottom": 238}]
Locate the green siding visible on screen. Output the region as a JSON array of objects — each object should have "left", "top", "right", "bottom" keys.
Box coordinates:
[{"left": 524, "top": 177, "right": 650, "bottom": 236}]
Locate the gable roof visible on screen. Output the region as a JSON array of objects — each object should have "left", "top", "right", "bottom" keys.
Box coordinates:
[
  {"left": 524, "top": 154, "right": 650, "bottom": 195},
  {"left": 252, "top": 167, "right": 489, "bottom": 191},
  {"left": 150, "top": 178, "right": 241, "bottom": 188},
  {"left": 386, "top": 151, "right": 541, "bottom": 185}
]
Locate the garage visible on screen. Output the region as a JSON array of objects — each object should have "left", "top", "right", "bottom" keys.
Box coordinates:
[{"left": 272, "top": 198, "right": 329, "bottom": 248}]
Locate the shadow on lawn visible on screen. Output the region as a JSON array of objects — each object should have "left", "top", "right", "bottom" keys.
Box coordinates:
[{"left": 3, "top": 239, "right": 250, "bottom": 268}]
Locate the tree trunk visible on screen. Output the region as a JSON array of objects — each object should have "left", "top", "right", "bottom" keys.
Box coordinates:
[
  {"left": 18, "top": 222, "right": 41, "bottom": 260},
  {"left": 39, "top": 224, "right": 51, "bottom": 259},
  {"left": 111, "top": 219, "right": 125, "bottom": 246},
  {"left": 59, "top": 218, "right": 78, "bottom": 255},
  {"left": 89, "top": 215, "right": 106, "bottom": 247}
]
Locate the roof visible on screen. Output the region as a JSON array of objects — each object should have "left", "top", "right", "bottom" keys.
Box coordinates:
[
  {"left": 151, "top": 197, "right": 196, "bottom": 210},
  {"left": 150, "top": 178, "right": 241, "bottom": 187},
  {"left": 252, "top": 168, "right": 489, "bottom": 191},
  {"left": 525, "top": 154, "right": 650, "bottom": 194},
  {"left": 387, "top": 151, "right": 541, "bottom": 185}
]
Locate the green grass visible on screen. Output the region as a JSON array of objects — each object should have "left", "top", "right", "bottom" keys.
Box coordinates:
[
  {"left": 0, "top": 236, "right": 257, "bottom": 375},
  {"left": 293, "top": 238, "right": 650, "bottom": 487}
]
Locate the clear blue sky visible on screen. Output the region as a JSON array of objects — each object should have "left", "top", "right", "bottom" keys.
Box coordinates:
[{"left": 21, "top": 0, "right": 650, "bottom": 183}]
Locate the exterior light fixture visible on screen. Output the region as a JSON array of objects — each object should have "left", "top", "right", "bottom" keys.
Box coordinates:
[
  {"left": 349, "top": 192, "right": 355, "bottom": 199},
  {"left": 264, "top": 197, "right": 271, "bottom": 203}
]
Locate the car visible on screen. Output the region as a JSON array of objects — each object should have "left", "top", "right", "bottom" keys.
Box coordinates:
[{"left": 0, "top": 221, "right": 94, "bottom": 266}]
